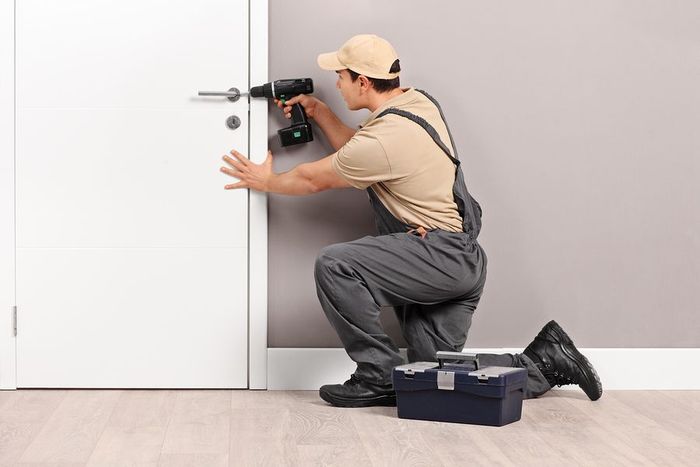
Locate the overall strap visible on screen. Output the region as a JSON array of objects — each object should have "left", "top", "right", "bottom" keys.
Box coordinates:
[
  {"left": 374, "top": 91, "right": 483, "bottom": 241},
  {"left": 413, "top": 89, "right": 462, "bottom": 160},
  {"left": 375, "top": 107, "right": 459, "bottom": 167}
]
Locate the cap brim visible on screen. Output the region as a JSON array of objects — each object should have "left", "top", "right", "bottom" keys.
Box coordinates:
[{"left": 317, "top": 52, "right": 345, "bottom": 71}]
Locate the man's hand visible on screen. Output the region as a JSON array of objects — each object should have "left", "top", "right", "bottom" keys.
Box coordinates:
[
  {"left": 275, "top": 94, "right": 323, "bottom": 120},
  {"left": 220, "top": 149, "right": 273, "bottom": 192},
  {"left": 276, "top": 95, "right": 355, "bottom": 151}
]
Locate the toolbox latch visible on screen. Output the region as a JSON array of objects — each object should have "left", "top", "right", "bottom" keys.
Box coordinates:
[{"left": 437, "top": 371, "right": 455, "bottom": 390}]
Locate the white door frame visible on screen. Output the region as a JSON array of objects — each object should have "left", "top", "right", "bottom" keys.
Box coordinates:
[
  {"left": 0, "top": 0, "right": 15, "bottom": 390},
  {"left": 0, "top": 0, "right": 269, "bottom": 390},
  {"left": 248, "top": 0, "right": 269, "bottom": 390}
]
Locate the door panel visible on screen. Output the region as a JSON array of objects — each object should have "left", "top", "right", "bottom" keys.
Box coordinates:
[
  {"left": 16, "top": 109, "right": 248, "bottom": 249},
  {"left": 16, "top": 248, "right": 248, "bottom": 388},
  {"left": 16, "top": 0, "right": 243, "bottom": 108},
  {"left": 15, "top": 0, "right": 249, "bottom": 387}
]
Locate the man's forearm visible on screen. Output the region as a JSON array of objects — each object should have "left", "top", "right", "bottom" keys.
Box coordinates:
[
  {"left": 265, "top": 163, "right": 319, "bottom": 196},
  {"left": 313, "top": 103, "right": 356, "bottom": 151}
]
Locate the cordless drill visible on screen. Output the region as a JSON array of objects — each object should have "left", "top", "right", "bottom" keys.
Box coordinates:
[{"left": 250, "top": 78, "right": 314, "bottom": 147}]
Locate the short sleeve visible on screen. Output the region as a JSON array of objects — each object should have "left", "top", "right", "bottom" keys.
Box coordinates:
[{"left": 331, "top": 130, "right": 392, "bottom": 190}]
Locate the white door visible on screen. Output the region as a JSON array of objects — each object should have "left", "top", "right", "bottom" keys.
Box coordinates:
[{"left": 15, "top": 0, "right": 250, "bottom": 388}]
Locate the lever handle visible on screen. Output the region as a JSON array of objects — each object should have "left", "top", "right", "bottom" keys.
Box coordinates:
[{"left": 197, "top": 87, "right": 242, "bottom": 102}]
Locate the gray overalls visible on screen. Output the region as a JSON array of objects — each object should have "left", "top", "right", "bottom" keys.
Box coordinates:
[{"left": 314, "top": 90, "right": 551, "bottom": 398}]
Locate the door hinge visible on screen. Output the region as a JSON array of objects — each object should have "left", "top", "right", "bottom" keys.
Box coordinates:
[{"left": 12, "top": 306, "right": 17, "bottom": 337}]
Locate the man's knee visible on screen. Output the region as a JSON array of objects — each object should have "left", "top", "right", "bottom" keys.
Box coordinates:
[{"left": 314, "top": 243, "right": 352, "bottom": 284}]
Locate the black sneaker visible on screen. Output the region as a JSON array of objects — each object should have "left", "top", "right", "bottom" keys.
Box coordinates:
[
  {"left": 319, "top": 375, "right": 397, "bottom": 408},
  {"left": 524, "top": 320, "right": 603, "bottom": 401}
]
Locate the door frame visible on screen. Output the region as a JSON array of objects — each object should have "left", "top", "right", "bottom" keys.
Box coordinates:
[{"left": 0, "top": 0, "right": 269, "bottom": 390}]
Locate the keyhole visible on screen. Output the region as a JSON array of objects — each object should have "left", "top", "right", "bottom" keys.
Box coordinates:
[{"left": 226, "top": 115, "right": 241, "bottom": 130}]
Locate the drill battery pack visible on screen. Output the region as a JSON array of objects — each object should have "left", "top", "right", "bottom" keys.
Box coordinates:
[
  {"left": 392, "top": 352, "right": 527, "bottom": 426},
  {"left": 278, "top": 121, "right": 313, "bottom": 146}
]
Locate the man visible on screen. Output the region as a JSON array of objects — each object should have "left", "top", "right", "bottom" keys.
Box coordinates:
[{"left": 220, "top": 34, "right": 602, "bottom": 407}]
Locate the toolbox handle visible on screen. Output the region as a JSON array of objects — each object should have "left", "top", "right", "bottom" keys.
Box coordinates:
[{"left": 436, "top": 351, "right": 479, "bottom": 370}]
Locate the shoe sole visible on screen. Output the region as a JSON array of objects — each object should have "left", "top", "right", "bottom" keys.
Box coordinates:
[
  {"left": 319, "top": 389, "right": 397, "bottom": 408},
  {"left": 545, "top": 321, "right": 603, "bottom": 401}
]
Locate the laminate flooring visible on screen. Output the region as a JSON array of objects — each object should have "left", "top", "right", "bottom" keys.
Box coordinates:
[{"left": 0, "top": 389, "right": 698, "bottom": 466}]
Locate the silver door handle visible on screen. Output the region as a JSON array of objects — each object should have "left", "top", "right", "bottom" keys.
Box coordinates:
[{"left": 197, "top": 87, "right": 243, "bottom": 102}]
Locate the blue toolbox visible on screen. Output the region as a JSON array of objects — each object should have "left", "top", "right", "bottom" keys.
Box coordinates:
[{"left": 392, "top": 351, "right": 528, "bottom": 426}]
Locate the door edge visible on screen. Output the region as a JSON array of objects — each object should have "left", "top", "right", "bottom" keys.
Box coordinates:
[{"left": 248, "top": 0, "right": 269, "bottom": 390}]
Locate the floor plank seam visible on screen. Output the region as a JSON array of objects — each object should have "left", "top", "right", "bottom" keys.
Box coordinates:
[{"left": 156, "top": 390, "right": 178, "bottom": 466}]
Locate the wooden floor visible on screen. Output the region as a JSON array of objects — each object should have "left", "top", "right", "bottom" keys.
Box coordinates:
[{"left": 0, "top": 389, "right": 698, "bottom": 466}]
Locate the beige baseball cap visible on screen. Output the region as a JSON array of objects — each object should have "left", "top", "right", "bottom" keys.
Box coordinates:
[{"left": 317, "top": 34, "right": 400, "bottom": 80}]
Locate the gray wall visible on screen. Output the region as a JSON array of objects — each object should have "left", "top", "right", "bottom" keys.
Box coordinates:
[{"left": 267, "top": 0, "right": 700, "bottom": 348}]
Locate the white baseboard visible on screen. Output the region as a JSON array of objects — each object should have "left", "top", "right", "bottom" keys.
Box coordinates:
[{"left": 267, "top": 348, "right": 700, "bottom": 390}]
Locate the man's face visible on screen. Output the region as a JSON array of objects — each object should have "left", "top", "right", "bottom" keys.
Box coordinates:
[{"left": 335, "top": 69, "right": 363, "bottom": 110}]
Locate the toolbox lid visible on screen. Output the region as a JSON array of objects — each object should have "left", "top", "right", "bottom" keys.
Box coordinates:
[
  {"left": 393, "top": 362, "right": 527, "bottom": 393},
  {"left": 394, "top": 362, "right": 438, "bottom": 375},
  {"left": 468, "top": 366, "right": 525, "bottom": 382}
]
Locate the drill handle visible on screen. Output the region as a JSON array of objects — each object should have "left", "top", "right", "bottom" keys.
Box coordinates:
[
  {"left": 289, "top": 102, "right": 309, "bottom": 126},
  {"left": 278, "top": 101, "right": 314, "bottom": 146}
]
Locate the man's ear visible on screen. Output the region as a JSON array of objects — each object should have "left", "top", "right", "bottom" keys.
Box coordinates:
[{"left": 358, "top": 75, "right": 371, "bottom": 93}]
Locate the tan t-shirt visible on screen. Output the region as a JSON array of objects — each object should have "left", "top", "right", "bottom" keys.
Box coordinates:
[{"left": 331, "top": 88, "right": 464, "bottom": 233}]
